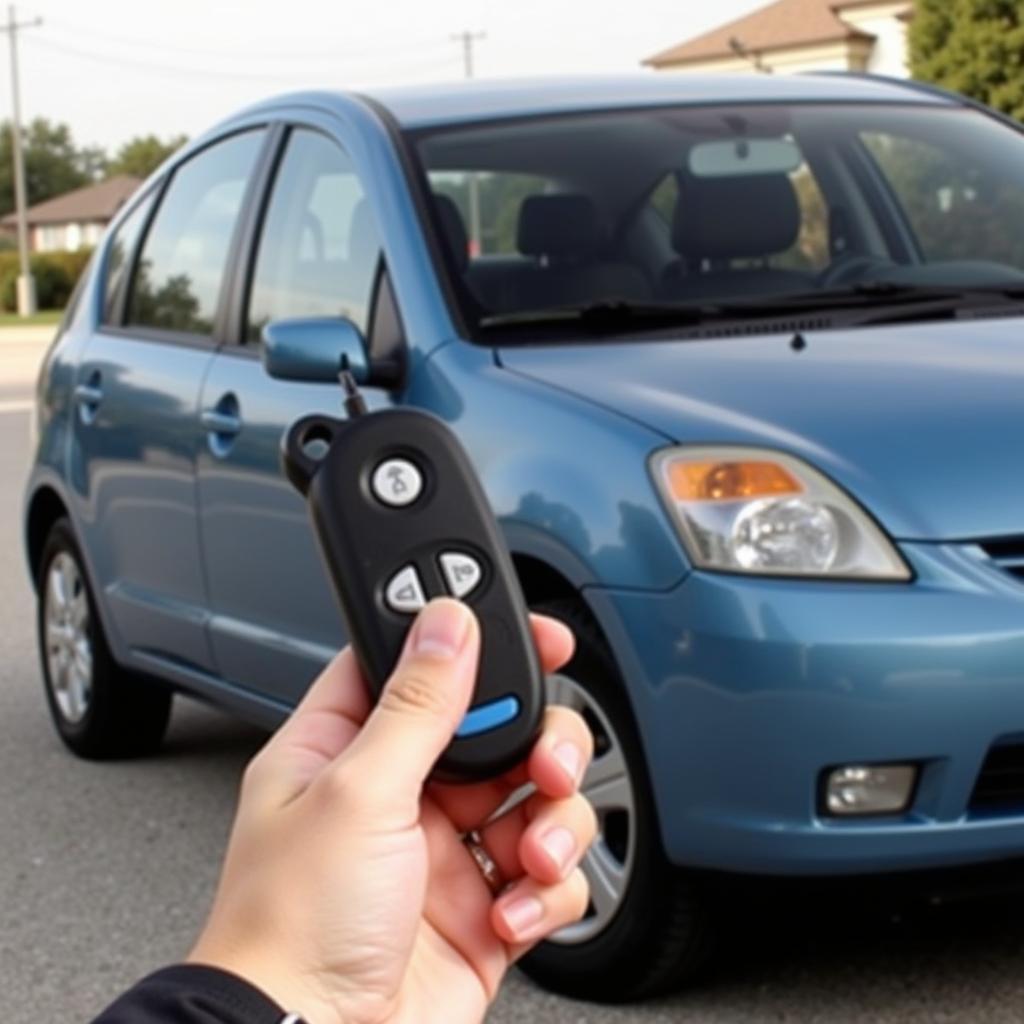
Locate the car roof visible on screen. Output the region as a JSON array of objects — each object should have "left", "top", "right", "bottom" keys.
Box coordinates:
[{"left": 356, "top": 73, "right": 953, "bottom": 130}]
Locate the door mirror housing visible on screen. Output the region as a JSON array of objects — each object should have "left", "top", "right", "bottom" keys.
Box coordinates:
[{"left": 261, "top": 317, "right": 370, "bottom": 385}]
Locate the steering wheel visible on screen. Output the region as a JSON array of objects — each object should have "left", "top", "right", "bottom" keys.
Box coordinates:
[{"left": 816, "top": 252, "right": 886, "bottom": 290}]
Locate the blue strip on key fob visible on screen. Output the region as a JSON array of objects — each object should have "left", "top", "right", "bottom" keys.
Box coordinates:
[{"left": 280, "top": 384, "right": 545, "bottom": 783}]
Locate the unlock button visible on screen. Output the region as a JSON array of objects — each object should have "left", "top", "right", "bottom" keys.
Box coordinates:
[{"left": 440, "top": 552, "right": 483, "bottom": 599}]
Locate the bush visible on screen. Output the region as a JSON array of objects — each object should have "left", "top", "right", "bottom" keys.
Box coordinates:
[{"left": 0, "top": 246, "right": 93, "bottom": 311}]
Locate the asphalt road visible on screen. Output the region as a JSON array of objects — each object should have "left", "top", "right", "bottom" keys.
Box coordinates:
[{"left": 5, "top": 332, "right": 1024, "bottom": 1022}]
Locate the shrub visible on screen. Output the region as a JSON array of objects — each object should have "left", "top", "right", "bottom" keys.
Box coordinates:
[{"left": 0, "top": 246, "right": 93, "bottom": 311}]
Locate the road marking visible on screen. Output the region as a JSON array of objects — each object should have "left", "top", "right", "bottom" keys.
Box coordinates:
[{"left": 0, "top": 399, "right": 33, "bottom": 414}]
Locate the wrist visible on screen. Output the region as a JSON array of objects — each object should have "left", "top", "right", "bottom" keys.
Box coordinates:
[{"left": 187, "top": 939, "right": 346, "bottom": 1024}]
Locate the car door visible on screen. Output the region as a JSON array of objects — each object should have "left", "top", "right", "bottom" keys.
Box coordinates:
[
  {"left": 196, "top": 125, "right": 396, "bottom": 704},
  {"left": 71, "top": 128, "right": 268, "bottom": 675}
]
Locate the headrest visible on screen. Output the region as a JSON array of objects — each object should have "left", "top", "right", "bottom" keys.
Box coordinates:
[
  {"left": 433, "top": 194, "right": 468, "bottom": 271},
  {"left": 517, "top": 194, "right": 603, "bottom": 258},
  {"left": 673, "top": 175, "right": 799, "bottom": 260}
]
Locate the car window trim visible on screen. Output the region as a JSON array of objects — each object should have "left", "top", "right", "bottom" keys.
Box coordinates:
[
  {"left": 226, "top": 120, "right": 401, "bottom": 365},
  {"left": 100, "top": 179, "right": 166, "bottom": 330},
  {"left": 220, "top": 121, "right": 289, "bottom": 353},
  {"left": 107, "top": 124, "right": 273, "bottom": 351},
  {"left": 356, "top": 93, "right": 477, "bottom": 344}
]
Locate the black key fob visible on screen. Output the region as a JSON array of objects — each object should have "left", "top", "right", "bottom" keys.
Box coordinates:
[{"left": 281, "top": 405, "right": 545, "bottom": 783}]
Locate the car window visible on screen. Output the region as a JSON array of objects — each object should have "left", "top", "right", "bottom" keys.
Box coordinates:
[
  {"left": 428, "top": 171, "right": 552, "bottom": 256},
  {"left": 127, "top": 130, "right": 265, "bottom": 336},
  {"left": 103, "top": 189, "right": 157, "bottom": 323},
  {"left": 247, "top": 129, "right": 378, "bottom": 342},
  {"left": 862, "top": 130, "right": 1024, "bottom": 268}
]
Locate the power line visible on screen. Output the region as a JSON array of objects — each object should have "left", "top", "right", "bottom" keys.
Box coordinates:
[
  {"left": 24, "top": 34, "right": 459, "bottom": 82},
  {"left": 44, "top": 16, "right": 449, "bottom": 63}
]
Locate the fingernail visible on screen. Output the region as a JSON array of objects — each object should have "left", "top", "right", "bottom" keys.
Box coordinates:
[
  {"left": 501, "top": 895, "right": 544, "bottom": 939},
  {"left": 552, "top": 741, "right": 582, "bottom": 784},
  {"left": 540, "top": 826, "right": 577, "bottom": 873},
  {"left": 413, "top": 599, "right": 472, "bottom": 659}
]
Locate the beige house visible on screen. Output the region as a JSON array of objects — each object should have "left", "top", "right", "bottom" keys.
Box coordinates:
[
  {"left": 1, "top": 174, "right": 140, "bottom": 253},
  {"left": 644, "top": 0, "right": 913, "bottom": 77}
]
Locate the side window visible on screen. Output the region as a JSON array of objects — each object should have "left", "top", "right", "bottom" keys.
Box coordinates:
[
  {"left": 248, "top": 129, "right": 378, "bottom": 342},
  {"left": 127, "top": 130, "right": 265, "bottom": 336},
  {"left": 102, "top": 189, "right": 156, "bottom": 323},
  {"left": 862, "top": 131, "right": 1024, "bottom": 267}
]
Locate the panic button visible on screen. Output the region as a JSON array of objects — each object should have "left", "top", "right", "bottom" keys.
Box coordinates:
[{"left": 456, "top": 695, "right": 521, "bottom": 738}]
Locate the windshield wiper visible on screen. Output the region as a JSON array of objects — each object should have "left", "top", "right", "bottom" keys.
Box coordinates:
[
  {"left": 479, "top": 300, "right": 716, "bottom": 332},
  {"left": 480, "top": 284, "right": 1024, "bottom": 336}
]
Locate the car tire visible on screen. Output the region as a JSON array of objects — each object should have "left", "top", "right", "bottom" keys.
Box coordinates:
[
  {"left": 36, "top": 518, "right": 172, "bottom": 759},
  {"left": 520, "top": 598, "right": 716, "bottom": 1002}
]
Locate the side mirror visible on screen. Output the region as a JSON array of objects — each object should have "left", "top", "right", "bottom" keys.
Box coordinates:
[{"left": 261, "top": 317, "right": 370, "bottom": 385}]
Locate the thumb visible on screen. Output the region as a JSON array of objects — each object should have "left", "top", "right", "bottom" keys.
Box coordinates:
[{"left": 342, "top": 597, "right": 479, "bottom": 810}]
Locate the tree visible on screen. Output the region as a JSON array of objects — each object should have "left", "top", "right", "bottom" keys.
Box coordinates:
[
  {"left": 106, "top": 134, "right": 187, "bottom": 179},
  {"left": 0, "top": 117, "right": 94, "bottom": 218},
  {"left": 909, "top": 0, "right": 1024, "bottom": 120}
]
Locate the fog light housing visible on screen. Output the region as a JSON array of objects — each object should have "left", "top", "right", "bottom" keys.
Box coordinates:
[{"left": 824, "top": 764, "right": 917, "bottom": 816}]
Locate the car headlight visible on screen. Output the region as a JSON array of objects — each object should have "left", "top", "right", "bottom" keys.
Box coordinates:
[{"left": 650, "top": 446, "right": 910, "bottom": 580}]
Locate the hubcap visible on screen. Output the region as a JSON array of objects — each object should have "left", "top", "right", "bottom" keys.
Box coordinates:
[
  {"left": 43, "top": 552, "right": 92, "bottom": 724},
  {"left": 546, "top": 672, "right": 637, "bottom": 945}
]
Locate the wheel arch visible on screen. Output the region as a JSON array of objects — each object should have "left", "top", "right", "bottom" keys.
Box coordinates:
[{"left": 25, "top": 485, "right": 70, "bottom": 591}]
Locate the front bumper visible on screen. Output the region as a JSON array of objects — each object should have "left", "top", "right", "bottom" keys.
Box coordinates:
[{"left": 586, "top": 541, "right": 1024, "bottom": 875}]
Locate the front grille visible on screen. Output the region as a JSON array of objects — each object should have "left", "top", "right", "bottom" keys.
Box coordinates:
[
  {"left": 978, "top": 537, "right": 1024, "bottom": 582},
  {"left": 970, "top": 744, "right": 1024, "bottom": 813}
]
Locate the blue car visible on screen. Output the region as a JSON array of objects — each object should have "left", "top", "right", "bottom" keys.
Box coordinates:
[{"left": 23, "top": 72, "right": 1024, "bottom": 1001}]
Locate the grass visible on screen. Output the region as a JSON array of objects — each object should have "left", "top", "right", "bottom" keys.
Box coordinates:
[{"left": 0, "top": 309, "right": 62, "bottom": 327}]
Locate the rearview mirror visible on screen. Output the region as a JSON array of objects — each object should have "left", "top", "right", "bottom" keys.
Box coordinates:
[
  {"left": 261, "top": 317, "right": 369, "bottom": 385},
  {"left": 689, "top": 138, "right": 803, "bottom": 178}
]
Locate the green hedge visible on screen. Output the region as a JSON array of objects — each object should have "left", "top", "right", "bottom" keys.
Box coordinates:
[{"left": 0, "top": 247, "right": 94, "bottom": 311}]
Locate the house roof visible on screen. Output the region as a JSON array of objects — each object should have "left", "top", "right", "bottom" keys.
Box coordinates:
[
  {"left": 644, "top": 0, "right": 875, "bottom": 68},
  {"left": 1, "top": 174, "right": 141, "bottom": 227}
]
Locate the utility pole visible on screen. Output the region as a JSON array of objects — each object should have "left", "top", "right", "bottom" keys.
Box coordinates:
[
  {"left": 451, "top": 30, "right": 485, "bottom": 257},
  {"left": 1, "top": 6, "right": 41, "bottom": 316}
]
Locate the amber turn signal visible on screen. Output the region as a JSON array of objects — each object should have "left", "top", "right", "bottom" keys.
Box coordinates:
[{"left": 666, "top": 460, "right": 803, "bottom": 502}]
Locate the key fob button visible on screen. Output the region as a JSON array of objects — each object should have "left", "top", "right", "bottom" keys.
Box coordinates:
[
  {"left": 371, "top": 458, "right": 423, "bottom": 507},
  {"left": 440, "top": 551, "right": 483, "bottom": 598},
  {"left": 385, "top": 565, "right": 427, "bottom": 613}
]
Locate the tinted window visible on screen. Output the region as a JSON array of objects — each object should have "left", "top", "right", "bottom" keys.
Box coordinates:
[
  {"left": 248, "top": 129, "right": 378, "bottom": 342},
  {"left": 417, "top": 105, "right": 1024, "bottom": 337},
  {"left": 103, "top": 190, "right": 155, "bottom": 323},
  {"left": 128, "top": 130, "right": 264, "bottom": 335},
  {"left": 863, "top": 129, "right": 1024, "bottom": 267}
]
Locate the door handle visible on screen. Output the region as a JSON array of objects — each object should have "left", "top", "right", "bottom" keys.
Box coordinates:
[
  {"left": 201, "top": 392, "right": 242, "bottom": 457},
  {"left": 200, "top": 409, "right": 242, "bottom": 435},
  {"left": 74, "top": 370, "right": 103, "bottom": 424},
  {"left": 74, "top": 384, "right": 103, "bottom": 405}
]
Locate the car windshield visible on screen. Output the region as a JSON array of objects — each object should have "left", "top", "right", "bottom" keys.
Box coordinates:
[{"left": 412, "top": 102, "right": 1024, "bottom": 338}]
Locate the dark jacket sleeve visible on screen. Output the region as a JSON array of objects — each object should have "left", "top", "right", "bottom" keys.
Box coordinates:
[{"left": 90, "top": 964, "right": 290, "bottom": 1024}]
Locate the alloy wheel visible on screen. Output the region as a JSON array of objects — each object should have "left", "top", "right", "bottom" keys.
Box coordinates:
[
  {"left": 546, "top": 671, "right": 637, "bottom": 944},
  {"left": 44, "top": 552, "right": 93, "bottom": 724}
]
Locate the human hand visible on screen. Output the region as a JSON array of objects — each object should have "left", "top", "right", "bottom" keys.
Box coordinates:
[{"left": 188, "top": 598, "right": 595, "bottom": 1024}]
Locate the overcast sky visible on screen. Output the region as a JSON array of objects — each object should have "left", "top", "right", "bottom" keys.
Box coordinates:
[{"left": 11, "top": 0, "right": 765, "bottom": 153}]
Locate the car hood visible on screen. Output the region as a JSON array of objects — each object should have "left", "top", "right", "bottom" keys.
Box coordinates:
[{"left": 498, "top": 318, "right": 1024, "bottom": 542}]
